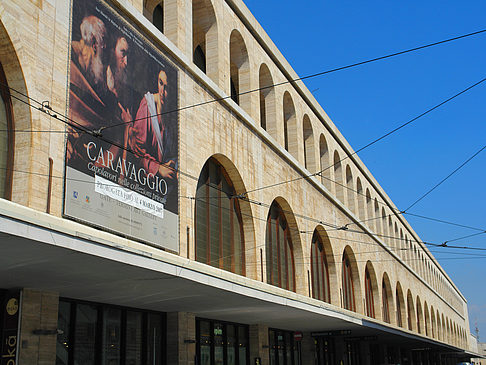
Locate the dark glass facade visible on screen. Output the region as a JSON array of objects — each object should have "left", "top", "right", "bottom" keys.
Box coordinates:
[
  {"left": 268, "top": 329, "right": 300, "bottom": 365},
  {"left": 196, "top": 318, "right": 249, "bottom": 365},
  {"left": 56, "top": 299, "right": 166, "bottom": 365}
]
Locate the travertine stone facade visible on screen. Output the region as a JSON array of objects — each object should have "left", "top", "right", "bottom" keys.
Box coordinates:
[{"left": 0, "top": 0, "right": 472, "bottom": 358}]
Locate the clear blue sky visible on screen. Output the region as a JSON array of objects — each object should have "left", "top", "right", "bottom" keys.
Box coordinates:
[{"left": 243, "top": 0, "right": 486, "bottom": 339}]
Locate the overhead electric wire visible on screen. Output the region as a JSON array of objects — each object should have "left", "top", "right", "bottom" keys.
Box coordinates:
[
  {"left": 99, "top": 28, "right": 486, "bottom": 132},
  {"left": 242, "top": 76, "right": 486, "bottom": 196},
  {"left": 2, "top": 65, "right": 485, "bottom": 265},
  {"left": 404, "top": 144, "right": 486, "bottom": 211}
]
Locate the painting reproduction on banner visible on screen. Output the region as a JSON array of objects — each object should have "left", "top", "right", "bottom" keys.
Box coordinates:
[{"left": 64, "top": 0, "right": 179, "bottom": 251}]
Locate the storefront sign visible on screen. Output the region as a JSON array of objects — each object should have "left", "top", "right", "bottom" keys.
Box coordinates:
[
  {"left": 1, "top": 292, "right": 20, "bottom": 365},
  {"left": 64, "top": 0, "right": 179, "bottom": 251},
  {"left": 311, "top": 330, "right": 352, "bottom": 337},
  {"left": 293, "top": 331, "right": 303, "bottom": 341}
]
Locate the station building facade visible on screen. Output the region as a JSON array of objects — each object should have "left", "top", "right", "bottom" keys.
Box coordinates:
[{"left": 0, "top": 0, "right": 479, "bottom": 364}]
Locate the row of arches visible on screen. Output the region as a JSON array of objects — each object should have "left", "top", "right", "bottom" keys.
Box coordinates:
[
  {"left": 192, "top": 155, "right": 466, "bottom": 347},
  {"left": 142, "top": 1, "right": 463, "bottom": 312}
]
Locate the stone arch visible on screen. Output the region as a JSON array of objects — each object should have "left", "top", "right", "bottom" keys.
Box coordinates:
[
  {"left": 381, "top": 272, "right": 394, "bottom": 324},
  {"left": 310, "top": 225, "right": 337, "bottom": 305},
  {"left": 192, "top": 0, "right": 218, "bottom": 83},
  {"left": 319, "top": 134, "right": 331, "bottom": 191},
  {"left": 407, "top": 289, "right": 416, "bottom": 331},
  {"left": 430, "top": 305, "right": 436, "bottom": 338},
  {"left": 381, "top": 208, "right": 388, "bottom": 246},
  {"left": 374, "top": 199, "right": 381, "bottom": 235},
  {"left": 194, "top": 154, "right": 256, "bottom": 278},
  {"left": 341, "top": 245, "right": 362, "bottom": 313},
  {"left": 364, "top": 261, "right": 379, "bottom": 319},
  {"left": 0, "top": 19, "right": 31, "bottom": 205},
  {"left": 265, "top": 197, "right": 305, "bottom": 295},
  {"left": 416, "top": 296, "right": 424, "bottom": 334},
  {"left": 365, "top": 188, "right": 373, "bottom": 225},
  {"left": 356, "top": 178, "right": 365, "bottom": 220},
  {"left": 333, "top": 151, "right": 344, "bottom": 202},
  {"left": 345, "top": 165, "right": 355, "bottom": 213},
  {"left": 282, "top": 91, "right": 298, "bottom": 160},
  {"left": 144, "top": 0, "right": 164, "bottom": 32},
  {"left": 229, "top": 29, "right": 250, "bottom": 113},
  {"left": 302, "top": 114, "right": 315, "bottom": 172},
  {"left": 258, "top": 63, "right": 275, "bottom": 135},
  {"left": 395, "top": 282, "right": 406, "bottom": 328}
]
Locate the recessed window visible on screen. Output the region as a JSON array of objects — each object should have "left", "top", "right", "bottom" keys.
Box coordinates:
[
  {"left": 266, "top": 202, "right": 295, "bottom": 292},
  {"left": 195, "top": 158, "right": 245, "bottom": 275},
  {"left": 311, "top": 231, "right": 330, "bottom": 303}
]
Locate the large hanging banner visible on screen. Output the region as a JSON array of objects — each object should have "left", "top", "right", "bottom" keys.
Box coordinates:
[{"left": 64, "top": 0, "right": 179, "bottom": 252}]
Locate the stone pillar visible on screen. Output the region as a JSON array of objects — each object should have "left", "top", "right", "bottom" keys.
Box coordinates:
[
  {"left": 249, "top": 324, "right": 269, "bottom": 365},
  {"left": 167, "top": 312, "right": 196, "bottom": 365},
  {"left": 18, "top": 288, "right": 59, "bottom": 365},
  {"left": 300, "top": 332, "right": 315, "bottom": 365}
]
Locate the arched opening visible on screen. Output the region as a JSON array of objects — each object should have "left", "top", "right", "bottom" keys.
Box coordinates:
[
  {"left": 381, "top": 208, "right": 388, "bottom": 246},
  {"left": 195, "top": 157, "right": 248, "bottom": 275},
  {"left": 341, "top": 247, "right": 361, "bottom": 313},
  {"left": 356, "top": 178, "right": 365, "bottom": 220},
  {"left": 265, "top": 201, "right": 296, "bottom": 292},
  {"left": 366, "top": 189, "right": 373, "bottom": 224},
  {"left": 382, "top": 273, "right": 394, "bottom": 324},
  {"left": 388, "top": 217, "right": 394, "bottom": 250},
  {"left": 310, "top": 228, "right": 332, "bottom": 303},
  {"left": 396, "top": 283, "right": 405, "bottom": 328},
  {"left": 333, "top": 151, "right": 344, "bottom": 202},
  {"left": 399, "top": 229, "right": 404, "bottom": 258},
  {"left": 416, "top": 296, "right": 424, "bottom": 334},
  {"left": 258, "top": 63, "right": 275, "bottom": 134},
  {"left": 0, "top": 62, "right": 14, "bottom": 199},
  {"left": 152, "top": 2, "right": 164, "bottom": 33},
  {"left": 364, "top": 262, "right": 378, "bottom": 319},
  {"left": 229, "top": 30, "right": 250, "bottom": 112},
  {"left": 345, "top": 165, "right": 355, "bottom": 213},
  {"left": 407, "top": 290, "right": 416, "bottom": 331},
  {"left": 192, "top": 0, "right": 218, "bottom": 82},
  {"left": 303, "top": 115, "right": 315, "bottom": 171},
  {"left": 319, "top": 134, "right": 331, "bottom": 191},
  {"left": 283, "top": 91, "right": 297, "bottom": 160},
  {"left": 374, "top": 199, "right": 381, "bottom": 235},
  {"left": 437, "top": 311, "right": 442, "bottom": 340},
  {"left": 431, "top": 306, "right": 436, "bottom": 338}
]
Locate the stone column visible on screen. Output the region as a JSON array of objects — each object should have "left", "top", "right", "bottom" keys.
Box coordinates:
[
  {"left": 300, "top": 332, "right": 315, "bottom": 364},
  {"left": 167, "top": 312, "right": 196, "bottom": 365},
  {"left": 249, "top": 324, "right": 269, "bottom": 365},
  {"left": 18, "top": 288, "right": 59, "bottom": 365}
]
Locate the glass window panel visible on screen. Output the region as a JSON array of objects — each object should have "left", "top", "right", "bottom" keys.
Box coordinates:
[
  {"left": 214, "top": 323, "right": 224, "bottom": 365},
  {"left": 147, "top": 313, "right": 163, "bottom": 365},
  {"left": 266, "top": 219, "right": 273, "bottom": 284},
  {"left": 126, "top": 311, "right": 143, "bottom": 365},
  {"left": 285, "top": 333, "right": 292, "bottom": 365},
  {"left": 56, "top": 301, "right": 71, "bottom": 365},
  {"left": 238, "top": 326, "right": 248, "bottom": 365},
  {"left": 278, "top": 223, "right": 286, "bottom": 287},
  {"left": 269, "top": 330, "right": 276, "bottom": 365},
  {"left": 102, "top": 307, "right": 121, "bottom": 365},
  {"left": 233, "top": 201, "right": 242, "bottom": 275},
  {"left": 272, "top": 219, "right": 278, "bottom": 285},
  {"left": 74, "top": 303, "right": 98, "bottom": 365},
  {"left": 227, "top": 325, "right": 235, "bottom": 365},
  {"left": 199, "top": 321, "right": 211, "bottom": 365},
  {"left": 277, "top": 332, "right": 284, "bottom": 365},
  {"left": 221, "top": 191, "right": 231, "bottom": 272},
  {"left": 195, "top": 169, "right": 208, "bottom": 264}
]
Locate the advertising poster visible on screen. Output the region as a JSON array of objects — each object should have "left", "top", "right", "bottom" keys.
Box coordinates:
[{"left": 64, "top": 0, "right": 179, "bottom": 251}]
